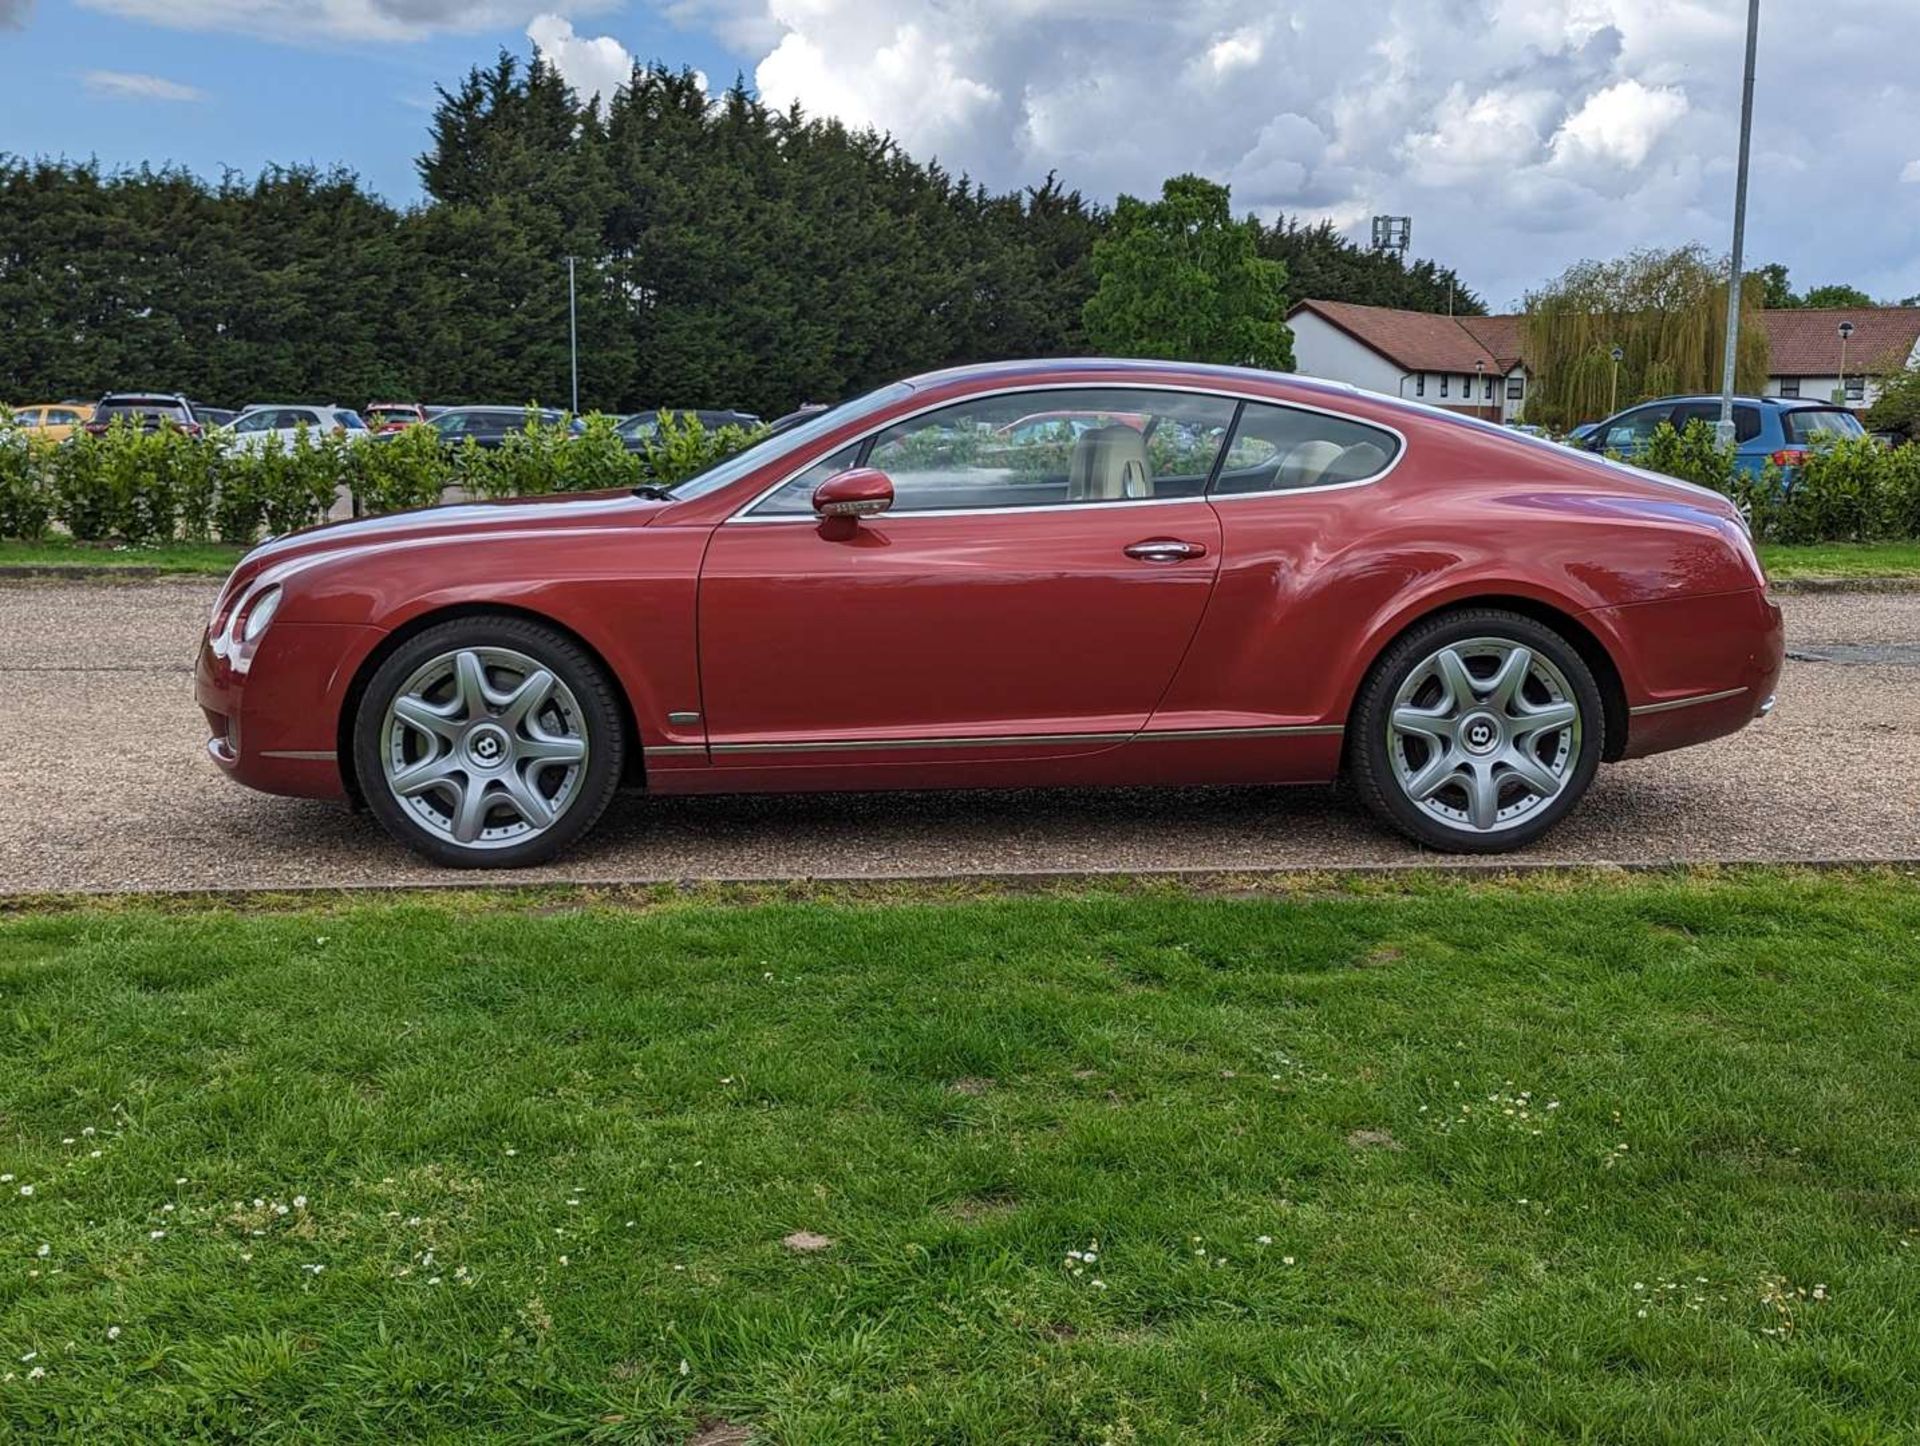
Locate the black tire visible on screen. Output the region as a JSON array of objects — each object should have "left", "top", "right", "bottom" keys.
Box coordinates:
[
  {"left": 353, "top": 615, "right": 625, "bottom": 868},
  {"left": 1348, "top": 608, "right": 1605, "bottom": 854}
]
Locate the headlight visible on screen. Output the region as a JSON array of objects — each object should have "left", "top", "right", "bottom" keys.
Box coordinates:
[{"left": 240, "top": 585, "right": 281, "bottom": 643}]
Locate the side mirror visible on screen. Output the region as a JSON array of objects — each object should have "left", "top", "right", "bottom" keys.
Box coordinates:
[{"left": 812, "top": 467, "right": 894, "bottom": 519}]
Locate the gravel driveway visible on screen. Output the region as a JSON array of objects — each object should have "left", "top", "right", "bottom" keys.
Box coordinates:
[{"left": 2, "top": 579, "right": 1916, "bottom": 893}]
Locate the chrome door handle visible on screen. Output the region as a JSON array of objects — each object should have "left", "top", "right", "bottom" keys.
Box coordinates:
[{"left": 1124, "top": 538, "right": 1208, "bottom": 563}]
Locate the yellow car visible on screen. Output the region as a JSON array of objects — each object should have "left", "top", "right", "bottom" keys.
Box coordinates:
[{"left": 8, "top": 403, "right": 95, "bottom": 443}]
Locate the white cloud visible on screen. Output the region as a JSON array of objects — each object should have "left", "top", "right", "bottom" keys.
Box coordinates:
[
  {"left": 1549, "top": 78, "right": 1689, "bottom": 171},
  {"left": 527, "top": 13, "right": 632, "bottom": 106},
  {"left": 639, "top": 0, "right": 1920, "bottom": 304},
  {"left": 84, "top": 69, "right": 206, "bottom": 102},
  {"left": 74, "top": 0, "right": 617, "bottom": 43},
  {"left": 1902, "top": 159, "right": 1920, "bottom": 184}
]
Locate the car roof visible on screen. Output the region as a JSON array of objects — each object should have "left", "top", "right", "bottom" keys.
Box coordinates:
[
  {"left": 99, "top": 392, "right": 189, "bottom": 404},
  {"left": 1623, "top": 393, "right": 1847, "bottom": 412}
]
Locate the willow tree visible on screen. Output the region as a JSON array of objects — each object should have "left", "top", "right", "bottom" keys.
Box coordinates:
[{"left": 1520, "top": 246, "right": 1770, "bottom": 429}]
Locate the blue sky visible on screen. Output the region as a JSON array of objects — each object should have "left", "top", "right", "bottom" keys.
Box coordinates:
[
  {"left": 0, "top": 1, "right": 744, "bottom": 205},
  {"left": 4, "top": 0, "right": 1918, "bottom": 308}
]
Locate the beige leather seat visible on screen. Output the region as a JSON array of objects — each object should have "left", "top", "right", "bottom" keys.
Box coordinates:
[
  {"left": 1328, "top": 440, "right": 1389, "bottom": 482},
  {"left": 1067, "top": 425, "right": 1153, "bottom": 501},
  {"left": 1275, "top": 439, "right": 1345, "bottom": 489}
]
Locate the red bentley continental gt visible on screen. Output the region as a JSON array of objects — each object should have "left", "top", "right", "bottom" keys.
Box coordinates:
[{"left": 196, "top": 359, "right": 1784, "bottom": 867}]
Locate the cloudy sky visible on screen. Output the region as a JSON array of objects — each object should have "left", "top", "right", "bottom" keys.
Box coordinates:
[{"left": 3, "top": 0, "right": 1917, "bottom": 307}]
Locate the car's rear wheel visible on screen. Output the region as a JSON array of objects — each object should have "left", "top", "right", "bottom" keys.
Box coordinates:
[
  {"left": 1349, "top": 609, "right": 1604, "bottom": 853},
  {"left": 353, "top": 616, "right": 624, "bottom": 868}
]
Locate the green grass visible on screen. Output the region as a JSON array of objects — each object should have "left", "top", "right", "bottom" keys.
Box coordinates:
[
  {"left": 2, "top": 871, "right": 1919, "bottom": 1442},
  {"left": 1759, "top": 541, "right": 1920, "bottom": 579},
  {"left": 0, "top": 538, "right": 245, "bottom": 574}
]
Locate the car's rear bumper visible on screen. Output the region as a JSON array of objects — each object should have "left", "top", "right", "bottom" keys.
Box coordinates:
[
  {"left": 194, "top": 622, "right": 381, "bottom": 800},
  {"left": 1590, "top": 586, "right": 1785, "bottom": 760}
]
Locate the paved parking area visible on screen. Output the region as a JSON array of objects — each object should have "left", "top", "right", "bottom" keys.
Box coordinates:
[{"left": 1, "top": 579, "right": 1916, "bottom": 893}]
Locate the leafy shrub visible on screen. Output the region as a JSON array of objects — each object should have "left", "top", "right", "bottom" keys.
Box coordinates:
[
  {"left": 1772, "top": 436, "right": 1882, "bottom": 545},
  {"left": 560, "top": 413, "right": 644, "bottom": 492},
  {"left": 1877, "top": 442, "right": 1920, "bottom": 539},
  {"left": 0, "top": 432, "right": 51, "bottom": 540},
  {"left": 630, "top": 411, "right": 767, "bottom": 485},
  {"left": 348, "top": 424, "right": 453, "bottom": 515},
  {"left": 47, "top": 426, "right": 122, "bottom": 540}
]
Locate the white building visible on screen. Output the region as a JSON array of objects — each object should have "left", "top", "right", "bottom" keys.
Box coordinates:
[
  {"left": 1288, "top": 299, "right": 1920, "bottom": 421},
  {"left": 1756, "top": 307, "right": 1920, "bottom": 410},
  {"left": 1287, "top": 300, "right": 1530, "bottom": 422}
]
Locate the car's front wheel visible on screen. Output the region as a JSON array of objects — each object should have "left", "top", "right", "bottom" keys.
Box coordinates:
[
  {"left": 353, "top": 616, "right": 625, "bottom": 868},
  {"left": 1349, "top": 608, "right": 1604, "bottom": 853}
]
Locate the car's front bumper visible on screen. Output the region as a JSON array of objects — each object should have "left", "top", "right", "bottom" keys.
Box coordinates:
[{"left": 194, "top": 622, "right": 383, "bottom": 800}]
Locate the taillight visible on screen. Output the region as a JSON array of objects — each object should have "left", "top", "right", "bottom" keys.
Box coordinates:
[
  {"left": 1769, "top": 449, "right": 1806, "bottom": 468},
  {"left": 182, "top": 421, "right": 203, "bottom": 437}
]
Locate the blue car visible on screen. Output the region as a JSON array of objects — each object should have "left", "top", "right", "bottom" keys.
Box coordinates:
[{"left": 1581, "top": 394, "right": 1866, "bottom": 480}]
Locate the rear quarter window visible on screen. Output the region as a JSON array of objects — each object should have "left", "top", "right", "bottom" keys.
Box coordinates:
[
  {"left": 1211, "top": 401, "right": 1401, "bottom": 494},
  {"left": 1782, "top": 408, "right": 1866, "bottom": 444}
]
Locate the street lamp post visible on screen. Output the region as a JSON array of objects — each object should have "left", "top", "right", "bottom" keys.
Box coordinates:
[
  {"left": 1838, "top": 319, "right": 1855, "bottom": 407},
  {"left": 567, "top": 256, "right": 580, "bottom": 417},
  {"left": 1610, "top": 345, "right": 1624, "bottom": 416},
  {"left": 1475, "top": 359, "right": 1485, "bottom": 416},
  {"left": 1716, "top": 0, "right": 1762, "bottom": 446}
]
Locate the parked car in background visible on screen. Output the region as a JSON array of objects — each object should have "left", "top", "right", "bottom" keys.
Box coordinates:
[
  {"left": 767, "top": 403, "right": 831, "bottom": 435},
  {"left": 7, "top": 402, "right": 94, "bottom": 442},
  {"left": 1580, "top": 395, "right": 1866, "bottom": 480},
  {"left": 198, "top": 357, "right": 1782, "bottom": 869},
  {"left": 416, "top": 406, "right": 582, "bottom": 450},
  {"left": 1564, "top": 422, "right": 1601, "bottom": 447},
  {"left": 366, "top": 402, "right": 428, "bottom": 434},
  {"left": 616, "top": 408, "right": 761, "bottom": 451},
  {"left": 996, "top": 409, "right": 1147, "bottom": 443},
  {"left": 84, "top": 393, "right": 202, "bottom": 436},
  {"left": 194, "top": 404, "right": 239, "bottom": 429},
  {"left": 225, "top": 404, "right": 370, "bottom": 452}
]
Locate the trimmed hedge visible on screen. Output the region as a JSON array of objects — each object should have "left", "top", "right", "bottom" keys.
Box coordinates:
[
  {"left": 0, "top": 410, "right": 766, "bottom": 546},
  {"left": 1633, "top": 420, "right": 1920, "bottom": 545}
]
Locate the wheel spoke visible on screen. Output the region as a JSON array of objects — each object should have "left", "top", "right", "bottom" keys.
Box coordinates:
[
  {"left": 519, "top": 732, "right": 587, "bottom": 766},
  {"left": 1488, "top": 646, "right": 1533, "bottom": 711},
  {"left": 449, "top": 776, "right": 492, "bottom": 843},
  {"left": 499, "top": 669, "right": 556, "bottom": 731},
  {"left": 452, "top": 650, "right": 493, "bottom": 720},
  {"left": 499, "top": 768, "right": 556, "bottom": 830},
  {"left": 1511, "top": 700, "right": 1577, "bottom": 737},
  {"left": 1392, "top": 706, "right": 1456, "bottom": 742},
  {"left": 390, "top": 751, "right": 461, "bottom": 798},
  {"left": 1500, "top": 745, "right": 1562, "bottom": 799},
  {"left": 1434, "top": 648, "right": 1477, "bottom": 709},
  {"left": 1463, "top": 761, "right": 1501, "bottom": 830},
  {"left": 1403, "top": 749, "right": 1462, "bottom": 802},
  {"left": 391, "top": 695, "right": 462, "bottom": 742}
]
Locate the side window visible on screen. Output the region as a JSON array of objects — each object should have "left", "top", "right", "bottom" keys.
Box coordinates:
[
  {"left": 1602, "top": 406, "right": 1671, "bottom": 451},
  {"left": 334, "top": 410, "right": 367, "bottom": 431},
  {"left": 232, "top": 410, "right": 269, "bottom": 434},
  {"left": 746, "top": 388, "right": 1237, "bottom": 517},
  {"left": 751, "top": 445, "right": 861, "bottom": 515},
  {"left": 1211, "top": 401, "right": 1400, "bottom": 495}
]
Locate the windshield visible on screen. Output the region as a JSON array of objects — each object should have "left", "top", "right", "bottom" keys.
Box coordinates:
[
  {"left": 663, "top": 383, "right": 914, "bottom": 500},
  {"left": 1782, "top": 408, "right": 1866, "bottom": 444}
]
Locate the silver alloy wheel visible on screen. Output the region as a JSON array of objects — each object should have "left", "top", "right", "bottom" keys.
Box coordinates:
[
  {"left": 379, "top": 646, "right": 590, "bottom": 851},
  {"left": 1386, "top": 636, "right": 1582, "bottom": 835}
]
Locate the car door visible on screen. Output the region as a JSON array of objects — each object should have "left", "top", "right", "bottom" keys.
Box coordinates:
[{"left": 695, "top": 386, "right": 1240, "bottom": 765}]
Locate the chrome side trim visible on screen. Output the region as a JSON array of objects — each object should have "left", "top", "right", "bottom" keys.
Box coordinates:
[
  {"left": 726, "top": 382, "right": 1409, "bottom": 522},
  {"left": 1138, "top": 724, "right": 1346, "bottom": 741},
  {"left": 699, "top": 722, "right": 1344, "bottom": 756},
  {"left": 666, "top": 710, "right": 702, "bottom": 725},
  {"left": 259, "top": 748, "right": 337, "bottom": 761},
  {"left": 644, "top": 744, "right": 708, "bottom": 758},
  {"left": 1628, "top": 686, "right": 1749, "bottom": 717},
  {"left": 710, "top": 731, "right": 1124, "bottom": 755}
]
